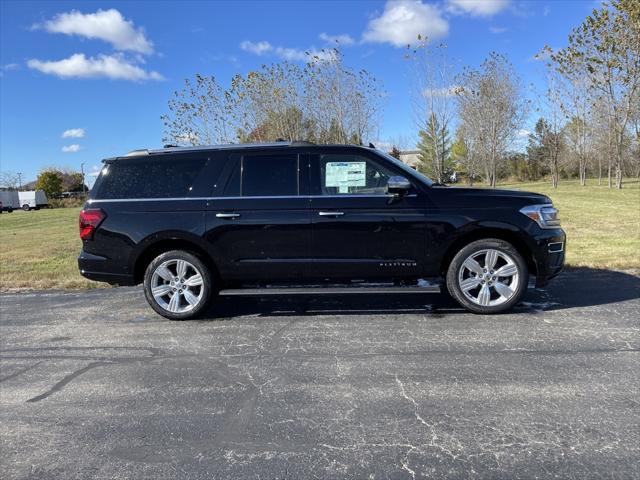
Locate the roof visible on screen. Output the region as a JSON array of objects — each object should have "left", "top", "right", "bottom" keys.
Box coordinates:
[{"left": 119, "top": 141, "right": 322, "bottom": 158}]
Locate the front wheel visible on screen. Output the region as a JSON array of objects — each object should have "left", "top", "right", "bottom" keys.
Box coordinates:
[
  {"left": 22, "top": 204, "right": 30, "bottom": 211},
  {"left": 446, "top": 239, "right": 528, "bottom": 314},
  {"left": 143, "top": 250, "right": 213, "bottom": 320}
]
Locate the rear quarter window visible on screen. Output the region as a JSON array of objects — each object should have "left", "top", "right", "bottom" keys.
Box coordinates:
[{"left": 95, "top": 157, "right": 207, "bottom": 199}]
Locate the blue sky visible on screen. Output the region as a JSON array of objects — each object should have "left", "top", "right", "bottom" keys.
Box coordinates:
[{"left": 1, "top": 0, "right": 595, "bottom": 184}]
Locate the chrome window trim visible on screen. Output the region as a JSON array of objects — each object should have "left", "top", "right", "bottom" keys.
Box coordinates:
[{"left": 87, "top": 193, "right": 418, "bottom": 203}]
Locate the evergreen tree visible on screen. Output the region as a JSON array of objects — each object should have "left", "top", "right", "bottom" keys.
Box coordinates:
[{"left": 416, "top": 112, "right": 451, "bottom": 183}]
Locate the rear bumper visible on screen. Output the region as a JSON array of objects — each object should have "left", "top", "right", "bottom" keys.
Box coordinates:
[
  {"left": 531, "top": 228, "right": 566, "bottom": 287},
  {"left": 78, "top": 250, "right": 136, "bottom": 286}
]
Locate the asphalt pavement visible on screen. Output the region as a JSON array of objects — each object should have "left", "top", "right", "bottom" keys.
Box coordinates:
[{"left": 1, "top": 268, "right": 639, "bottom": 479}]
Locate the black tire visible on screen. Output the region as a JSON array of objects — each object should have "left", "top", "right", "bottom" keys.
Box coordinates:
[
  {"left": 446, "top": 238, "right": 528, "bottom": 314},
  {"left": 22, "top": 204, "right": 30, "bottom": 211},
  {"left": 143, "top": 250, "right": 214, "bottom": 320}
]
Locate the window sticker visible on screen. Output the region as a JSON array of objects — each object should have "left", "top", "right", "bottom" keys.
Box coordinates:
[{"left": 325, "top": 162, "right": 366, "bottom": 193}]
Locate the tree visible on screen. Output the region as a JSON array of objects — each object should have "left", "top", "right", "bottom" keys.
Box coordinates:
[
  {"left": 162, "top": 74, "right": 235, "bottom": 146},
  {"left": 389, "top": 146, "right": 402, "bottom": 160},
  {"left": 457, "top": 53, "right": 527, "bottom": 187},
  {"left": 527, "top": 118, "right": 564, "bottom": 187},
  {"left": 507, "top": 152, "right": 528, "bottom": 182},
  {"left": 450, "top": 127, "right": 480, "bottom": 185},
  {"left": 416, "top": 112, "right": 451, "bottom": 182},
  {"left": 548, "top": 0, "right": 640, "bottom": 188},
  {"left": 0, "top": 171, "right": 21, "bottom": 190},
  {"left": 564, "top": 116, "right": 591, "bottom": 185},
  {"left": 35, "top": 170, "right": 63, "bottom": 198},
  {"left": 535, "top": 60, "right": 589, "bottom": 186},
  {"left": 303, "top": 49, "right": 384, "bottom": 144},
  {"left": 231, "top": 62, "right": 310, "bottom": 142},
  {"left": 407, "top": 38, "right": 457, "bottom": 185},
  {"left": 60, "top": 171, "right": 86, "bottom": 192},
  {"left": 163, "top": 49, "right": 384, "bottom": 147}
]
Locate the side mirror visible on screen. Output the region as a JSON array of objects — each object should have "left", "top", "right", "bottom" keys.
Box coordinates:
[{"left": 387, "top": 176, "right": 411, "bottom": 195}]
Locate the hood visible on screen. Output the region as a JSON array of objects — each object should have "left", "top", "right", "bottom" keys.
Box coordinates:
[{"left": 431, "top": 186, "right": 551, "bottom": 209}]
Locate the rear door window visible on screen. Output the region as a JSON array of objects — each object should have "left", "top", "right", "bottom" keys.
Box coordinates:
[
  {"left": 96, "top": 157, "right": 207, "bottom": 199},
  {"left": 241, "top": 154, "right": 298, "bottom": 197}
]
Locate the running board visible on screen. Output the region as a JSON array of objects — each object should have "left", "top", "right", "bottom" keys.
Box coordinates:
[{"left": 218, "top": 285, "right": 441, "bottom": 296}]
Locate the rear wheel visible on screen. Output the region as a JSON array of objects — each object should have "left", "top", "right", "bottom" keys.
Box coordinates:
[
  {"left": 22, "top": 204, "right": 30, "bottom": 211},
  {"left": 143, "top": 250, "right": 213, "bottom": 320},
  {"left": 446, "top": 239, "right": 528, "bottom": 314}
]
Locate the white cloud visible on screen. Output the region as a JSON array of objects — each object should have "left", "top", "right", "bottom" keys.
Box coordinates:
[
  {"left": 240, "top": 41, "right": 336, "bottom": 63},
  {"left": 489, "top": 26, "right": 508, "bottom": 34},
  {"left": 423, "top": 85, "right": 461, "bottom": 97},
  {"left": 516, "top": 129, "right": 531, "bottom": 138},
  {"left": 319, "top": 32, "right": 355, "bottom": 46},
  {"left": 363, "top": 0, "right": 449, "bottom": 47},
  {"left": 240, "top": 40, "right": 273, "bottom": 55},
  {"left": 62, "top": 128, "right": 85, "bottom": 138},
  {"left": 28, "top": 53, "right": 163, "bottom": 81},
  {"left": 62, "top": 144, "right": 81, "bottom": 153},
  {"left": 273, "top": 46, "right": 307, "bottom": 61},
  {"left": 276, "top": 47, "right": 337, "bottom": 62},
  {"left": 0, "top": 63, "right": 19, "bottom": 77},
  {"left": 447, "top": 0, "right": 510, "bottom": 17},
  {"left": 38, "top": 9, "right": 153, "bottom": 54}
]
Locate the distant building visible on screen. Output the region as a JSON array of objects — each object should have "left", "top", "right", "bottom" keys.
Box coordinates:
[{"left": 396, "top": 150, "right": 420, "bottom": 169}]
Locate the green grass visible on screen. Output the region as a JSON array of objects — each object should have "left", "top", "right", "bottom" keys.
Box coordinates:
[
  {"left": 0, "top": 208, "right": 98, "bottom": 290},
  {"left": 499, "top": 179, "right": 640, "bottom": 271},
  {"left": 0, "top": 179, "right": 638, "bottom": 290}
]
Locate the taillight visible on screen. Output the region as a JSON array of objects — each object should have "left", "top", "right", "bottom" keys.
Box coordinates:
[{"left": 79, "top": 209, "right": 106, "bottom": 240}]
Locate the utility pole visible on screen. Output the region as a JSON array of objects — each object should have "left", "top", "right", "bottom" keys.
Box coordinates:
[
  {"left": 17, "top": 172, "right": 22, "bottom": 190},
  {"left": 80, "top": 163, "right": 86, "bottom": 196}
]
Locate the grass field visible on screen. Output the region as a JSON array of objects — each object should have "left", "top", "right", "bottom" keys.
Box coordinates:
[
  {"left": 0, "top": 207, "right": 94, "bottom": 290},
  {"left": 0, "top": 179, "right": 638, "bottom": 290}
]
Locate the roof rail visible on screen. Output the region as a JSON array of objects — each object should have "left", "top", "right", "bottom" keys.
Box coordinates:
[
  {"left": 163, "top": 144, "right": 179, "bottom": 148},
  {"left": 290, "top": 140, "right": 316, "bottom": 146},
  {"left": 123, "top": 149, "right": 149, "bottom": 157}
]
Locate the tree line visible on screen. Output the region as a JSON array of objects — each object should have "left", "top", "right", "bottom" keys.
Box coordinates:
[
  {"left": 162, "top": 0, "right": 638, "bottom": 189},
  {"left": 0, "top": 169, "right": 87, "bottom": 199},
  {"left": 411, "top": 0, "right": 638, "bottom": 188},
  {"left": 162, "top": 49, "right": 384, "bottom": 147}
]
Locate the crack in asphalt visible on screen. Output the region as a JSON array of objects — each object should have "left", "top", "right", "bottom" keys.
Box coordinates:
[
  {"left": 0, "top": 361, "right": 42, "bottom": 383},
  {"left": 0, "top": 346, "right": 165, "bottom": 403},
  {"left": 25, "top": 361, "right": 110, "bottom": 403}
]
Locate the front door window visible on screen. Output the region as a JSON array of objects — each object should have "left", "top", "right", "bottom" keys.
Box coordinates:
[{"left": 315, "top": 154, "right": 396, "bottom": 196}]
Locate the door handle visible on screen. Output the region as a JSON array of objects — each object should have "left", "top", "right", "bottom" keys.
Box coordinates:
[
  {"left": 318, "top": 211, "right": 344, "bottom": 217},
  {"left": 216, "top": 213, "right": 241, "bottom": 219}
]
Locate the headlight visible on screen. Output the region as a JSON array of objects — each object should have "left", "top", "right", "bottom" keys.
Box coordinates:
[{"left": 519, "top": 204, "right": 561, "bottom": 229}]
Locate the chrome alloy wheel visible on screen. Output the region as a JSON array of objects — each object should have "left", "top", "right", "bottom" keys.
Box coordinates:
[
  {"left": 457, "top": 249, "right": 520, "bottom": 307},
  {"left": 150, "top": 259, "right": 204, "bottom": 313}
]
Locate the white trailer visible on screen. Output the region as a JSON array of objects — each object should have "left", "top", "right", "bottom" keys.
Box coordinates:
[
  {"left": 0, "top": 191, "right": 20, "bottom": 212},
  {"left": 18, "top": 190, "right": 48, "bottom": 211}
]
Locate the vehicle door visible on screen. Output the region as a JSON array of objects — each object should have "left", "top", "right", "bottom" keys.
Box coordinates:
[
  {"left": 204, "top": 150, "right": 311, "bottom": 281},
  {"left": 309, "top": 150, "right": 427, "bottom": 280}
]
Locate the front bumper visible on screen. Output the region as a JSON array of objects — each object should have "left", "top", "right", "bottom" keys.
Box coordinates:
[
  {"left": 78, "top": 250, "right": 135, "bottom": 286},
  {"left": 531, "top": 228, "right": 566, "bottom": 287}
]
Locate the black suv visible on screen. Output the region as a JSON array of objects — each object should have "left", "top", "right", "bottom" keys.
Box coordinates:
[{"left": 79, "top": 142, "right": 565, "bottom": 319}]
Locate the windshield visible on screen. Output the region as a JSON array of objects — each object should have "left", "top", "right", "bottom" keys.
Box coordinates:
[{"left": 375, "top": 150, "right": 434, "bottom": 187}]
